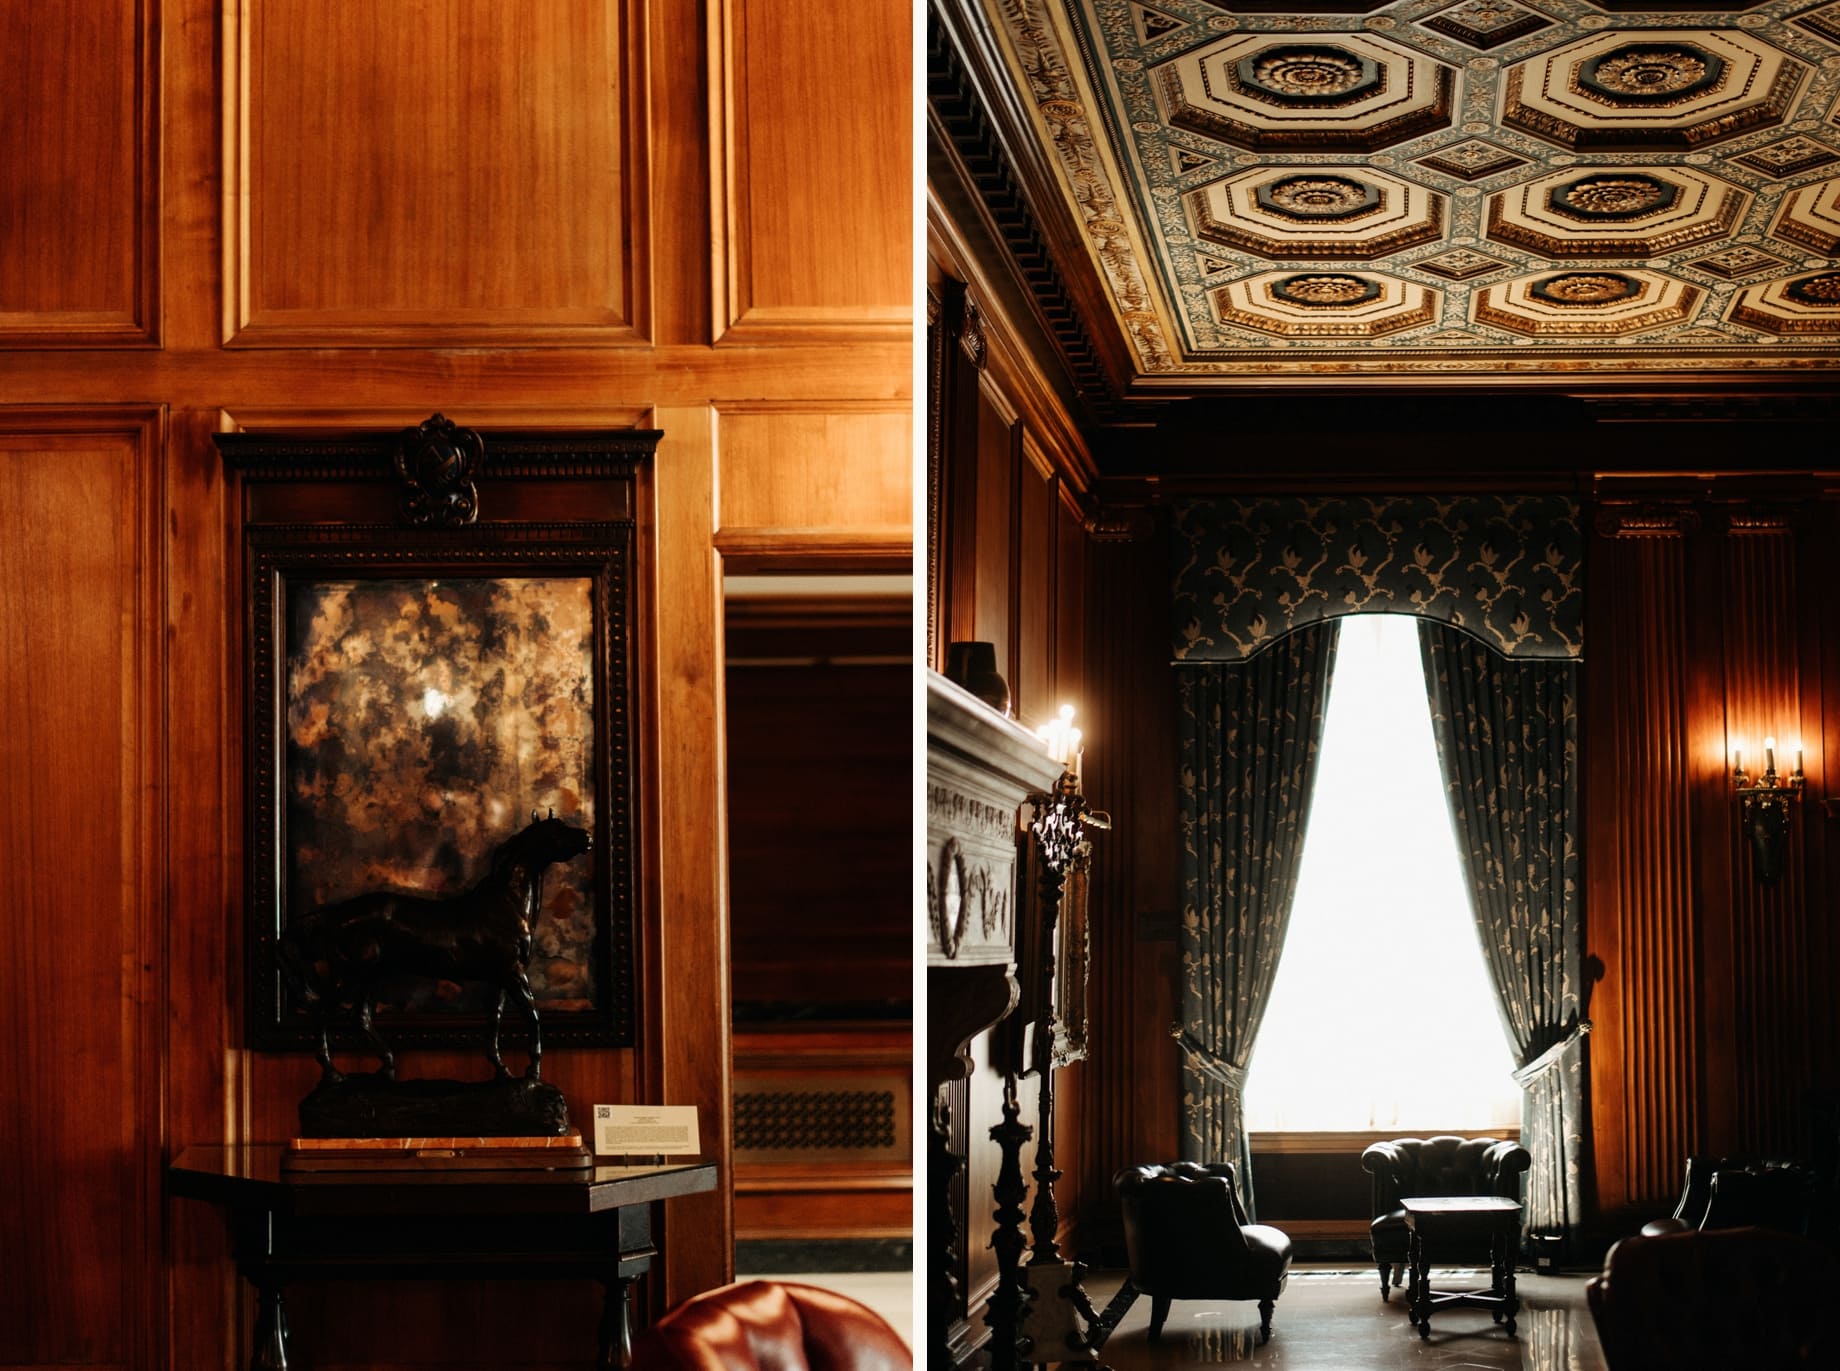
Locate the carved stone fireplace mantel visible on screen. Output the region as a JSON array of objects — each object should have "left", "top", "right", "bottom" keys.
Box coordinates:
[{"left": 927, "top": 669, "right": 1061, "bottom": 1366}]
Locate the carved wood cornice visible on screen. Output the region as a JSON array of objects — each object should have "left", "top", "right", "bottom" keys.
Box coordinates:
[
  {"left": 1581, "top": 395, "right": 1840, "bottom": 426},
  {"left": 1594, "top": 504, "right": 1703, "bottom": 539},
  {"left": 218, "top": 428, "right": 659, "bottom": 482},
  {"left": 927, "top": 0, "right": 1124, "bottom": 415},
  {"left": 1594, "top": 494, "right": 1820, "bottom": 538},
  {"left": 959, "top": 299, "right": 987, "bottom": 371},
  {"left": 928, "top": 220, "right": 1099, "bottom": 496},
  {"left": 1712, "top": 503, "right": 1810, "bottom": 535},
  {"left": 1082, "top": 508, "right": 1156, "bottom": 542}
]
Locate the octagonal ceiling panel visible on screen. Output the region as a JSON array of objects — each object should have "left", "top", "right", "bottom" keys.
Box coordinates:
[
  {"left": 1156, "top": 31, "right": 1458, "bottom": 150},
  {"left": 1726, "top": 268, "right": 1840, "bottom": 330},
  {"left": 1501, "top": 28, "right": 1807, "bottom": 150},
  {"left": 1485, "top": 164, "right": 1749, "bottom": 256},
  {"left": 1473, "top": 268, "right": 1704, "bottom": 334},
  {"left": 1769, "top": 175, "right": 1840, "bottom": 251},
  {"left": 1188, "top": 165, "right": 1448, "bottom": 257},
  {"left": 1212, "top": 270, "right": 1443, "bottom": 335},
  {"left": 961, "top": 0, "right": 1840, "bottom": 380}
]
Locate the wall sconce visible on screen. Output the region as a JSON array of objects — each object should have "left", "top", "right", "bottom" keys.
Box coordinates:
[
  {"left": 1036, "top": 703, "right": 1084, "bottom": 792},
  {"left": 1732, "top": 736, "right": 1804, "bottom": 885}
]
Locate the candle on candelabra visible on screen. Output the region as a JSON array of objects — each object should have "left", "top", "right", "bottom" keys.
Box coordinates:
[{"left": 1766, "top": 736, "right": 1777, "bottom": 774}]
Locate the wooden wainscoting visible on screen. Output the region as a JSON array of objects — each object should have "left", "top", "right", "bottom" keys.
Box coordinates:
[{"left": 733, "top": 1025, "right": 913, "bottom": 1242}]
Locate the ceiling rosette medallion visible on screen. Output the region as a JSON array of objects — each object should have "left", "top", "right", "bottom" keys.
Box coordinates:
[
  {"left": 1156, "top": 32, "right": 1455, "bottom": 151},
  {"left": 1501, "top": 29, "right": 1805, "bottom": 150},
  {"left": 1727, "top": 272, "right": 1840, "bottom": 334},
  {"left": 1473, "top": 270, "right": 1703, "bottom": 335},
  {"left": 1187, "top": 166, "right": 1446, "bottom": 259},
  {"left": 1485, "top": 165, "right": 1747, "bottom": 257},
  {"left": 1769, "top": 177, "right": 1840, "bottom": 255},
  {"left": 1212, "top": 271, "right": 1440, "bottom": 337}
]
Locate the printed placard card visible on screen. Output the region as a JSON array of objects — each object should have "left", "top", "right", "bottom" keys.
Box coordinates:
[{"left": 592, "top": 1104, "right": 701, "bottom": 1157}]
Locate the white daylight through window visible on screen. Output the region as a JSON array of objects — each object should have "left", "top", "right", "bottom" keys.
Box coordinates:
[{"left": 1242, "top": 613, "right": 1522, "bottom": 1134}]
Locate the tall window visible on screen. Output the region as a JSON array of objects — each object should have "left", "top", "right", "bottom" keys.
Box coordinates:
[{"left": 1242, "top": 614, "right": 1520, "bottom": 1133}]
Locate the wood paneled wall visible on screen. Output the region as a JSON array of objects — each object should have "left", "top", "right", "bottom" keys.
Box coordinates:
[
  {"left": 928, "top": 229, "right": 1099, "bottom": 1351},
  {"left": 1588, "top": 485, "right": 1836, "bottom": 1221},
  {"left": 1041, "top": 470, "right": 1840, "bottom": 1246},
  {"left": 0, "top": 1, "right": 911, "bottom": 1367}
]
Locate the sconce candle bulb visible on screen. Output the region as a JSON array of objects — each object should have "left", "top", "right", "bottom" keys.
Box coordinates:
[
  {"left": 1732, "top": 730, "right": 1805, "bottom": 885},
  {"left": 1036, "top": 704, "right": 1085, "bottom": 788}
]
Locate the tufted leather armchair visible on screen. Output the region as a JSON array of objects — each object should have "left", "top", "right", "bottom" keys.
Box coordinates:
[
  {"left": 1110, "top": 1161, "right": 1292, "bottom": 1344},
  {"left": 1586, "top": 1225, "right": 1840, "bottom": 1370},
  {"left": 1361, "top": 1135, "right": 1531, "bottom": 1299},
  {"left": 629, "top": 1280, "right": 910, "bottom": 1371},
  {"left": 1671, "top": 1154, "right": 1821, "bottom": 1235}
]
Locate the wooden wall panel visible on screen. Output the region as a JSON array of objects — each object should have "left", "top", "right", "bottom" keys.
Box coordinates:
[
  {"left": 225, "top": 0, "right": 646, "bottom": 347},
  {"left": 650, "top": 406, "right": 737, "bottom": 1307},
  {"left": 1076, "top": 529, "right": 1183, "bottom": 1249},
  {"left": 0, "top": 1, "right": 157, "bottom": 346},
  {"left": 726, "top": 659, "right": 910, "bottom": 1010},
  {"left": 1055, "top": 501, "right": 1086, "bottom": 716},
  {"left": 1799, "top": 510, "right": 1839, "bottom": 1108},
  {"left": 0, "top": 0, "right": 909, "bottom": 1356},
  {"left": 1014, "top": 446, "right": 1056, "bottom": 727},
  {"left": 713, "top": 403, "right": 912, "bottom": 567},
  {"left": 1718, "top": 526, "right": 1809, "bottom": 1157},
  {"left": 1588, "top": 526, "right": 1698, "bottom": 1216},
  {"left": 973, "top": 388, "right": 1018, "bottom": 690},
  {"left": 928, "top": 248, "right": 1109, "bottom": 1350},
  {"left": 715, "top": 0, "right": 910, "bottom": 341},
  {"left": 0, "top": 411, "right": 163, "bottom": 1369}
]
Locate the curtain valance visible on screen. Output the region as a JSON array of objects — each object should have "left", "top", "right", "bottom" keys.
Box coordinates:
[{"left": 1171, "top": 496, "right": 1583, "bottom": 663}]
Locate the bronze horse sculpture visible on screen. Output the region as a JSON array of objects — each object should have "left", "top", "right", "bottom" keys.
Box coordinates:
[{"left": 281, "top": 812, "right": 592, "bottom": 1084}]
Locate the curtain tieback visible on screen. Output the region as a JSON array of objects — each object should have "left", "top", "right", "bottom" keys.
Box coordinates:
[
  {"left": 1170, "top": 1026, "right": 1247, "bottom": 1094},
  {"left": 1512, "top": 1020, "right": 1592, "bottom": 1087}
]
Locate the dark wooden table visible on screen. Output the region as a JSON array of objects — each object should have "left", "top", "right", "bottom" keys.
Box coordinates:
[
  {"left": 169, "top": 1145, "right": 717, "bottom": 1371},
  {"left": 1401, "top": 1195, "right": 1522, "bottom": 1340}
]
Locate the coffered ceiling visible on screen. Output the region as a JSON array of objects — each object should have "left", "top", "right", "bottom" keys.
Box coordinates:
[{"left": 935, "top": 0, "right": 1840, "bottom": 389}]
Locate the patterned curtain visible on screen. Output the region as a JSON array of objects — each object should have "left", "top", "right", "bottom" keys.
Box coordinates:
[
  {"left": 1175, "top": 621, "right": 1339, "bottom": 1216},
  {"left": 1419, "top": 620, "right": 1588, "bottom": 1243}
]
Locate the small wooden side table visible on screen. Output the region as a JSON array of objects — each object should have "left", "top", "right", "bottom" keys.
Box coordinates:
[
  {"left": 169, "top": 1144, "right": 717, "bottom": 1371},
  {"left": 1400, "top": 1195, "right": 1522, "bottom": 1340}
]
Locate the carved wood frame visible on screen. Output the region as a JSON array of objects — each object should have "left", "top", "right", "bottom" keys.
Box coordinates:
[{"left": 218, "top": 422, "right": 659, "bottom": 1052}]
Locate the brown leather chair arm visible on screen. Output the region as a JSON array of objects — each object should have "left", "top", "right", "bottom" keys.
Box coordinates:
[{"left": 630, "top": 1280, "right": 910, "bottom": 1371}]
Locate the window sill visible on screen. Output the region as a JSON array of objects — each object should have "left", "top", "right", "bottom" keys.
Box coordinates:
[{"left": 1247, "top": 1126, "right": 1522, "bottom": 1156}]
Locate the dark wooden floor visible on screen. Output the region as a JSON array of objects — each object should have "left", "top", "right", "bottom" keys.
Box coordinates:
[{"left": 1084, "top": 1266, "right": 1606, "bottom": 1369}]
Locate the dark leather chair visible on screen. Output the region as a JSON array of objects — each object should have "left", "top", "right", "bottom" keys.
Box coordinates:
[
  {"left": 1110, "top": 1161, "right": 1292, "bottom": 1343},
  {"left": 629, "top": 1280, "right": 910, "bottom": 1371},
  {"left": 1586, "top": 1225, "right": 1840, "bottom": 1370},
  {"left": 1672, "top": 1154, "right": 1821, "bottom": 1235},
  {"left": 1361, "top": 1135, "right": 1530, "bottom": 1299}
]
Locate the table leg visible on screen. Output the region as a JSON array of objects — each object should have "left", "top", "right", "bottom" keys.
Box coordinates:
[
  {"left": 598, "top": 1275, "right": 635, "bottom": 1370},
  {"left": 1500, "top": 1232, "right": 1519, "bottom": 1337},
  {"left": 251, "top": 1282, "right": 289, "bottom": 1371},
  {"left": 1407, "top": 1227, "right": 1428, "bottom": 1339}
]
